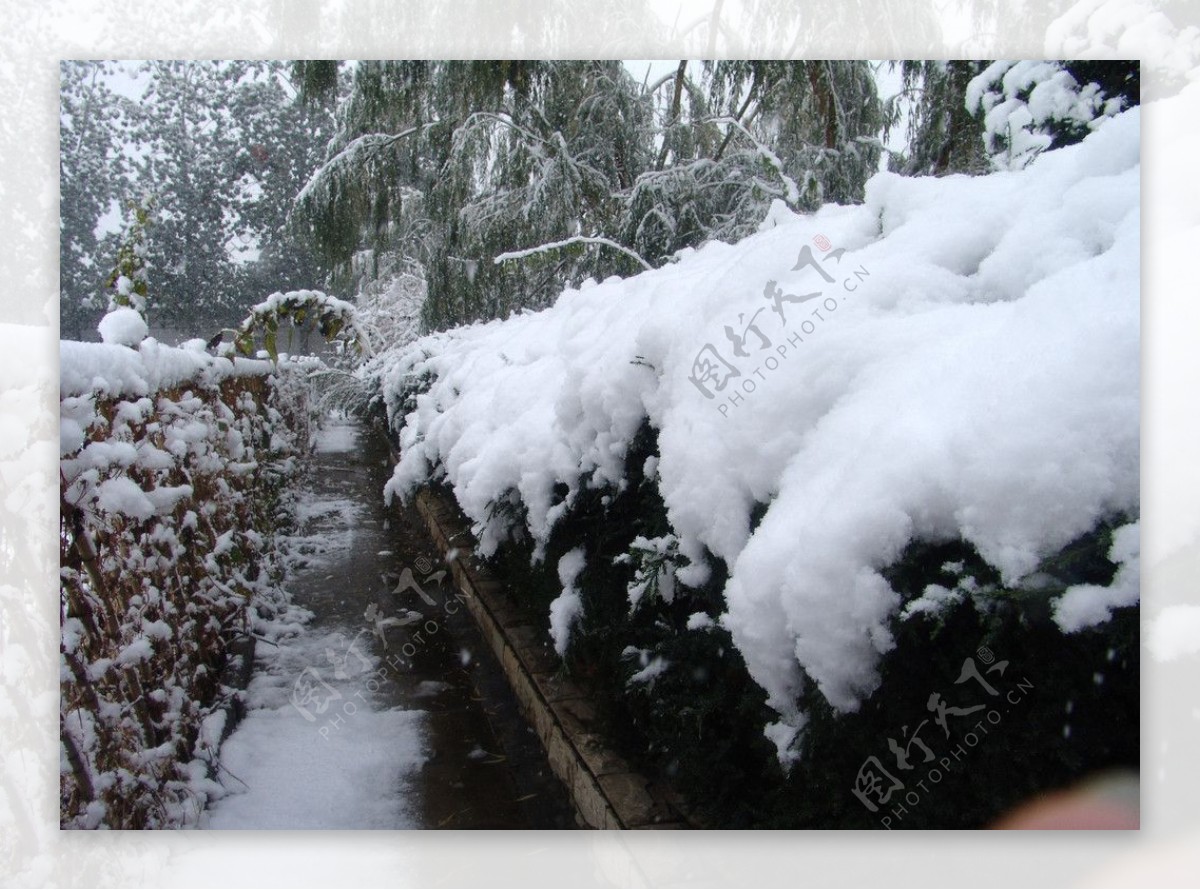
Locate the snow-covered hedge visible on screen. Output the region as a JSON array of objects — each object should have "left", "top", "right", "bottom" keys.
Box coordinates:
[
  {"left": 379, "top": 109, "right": 1139, "bottom": 824},
  {"left": 59, "top": 337, "right": 309, "bottom": 828}
]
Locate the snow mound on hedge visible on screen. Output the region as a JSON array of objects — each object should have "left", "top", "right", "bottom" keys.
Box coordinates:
[
  {"left": 382, "top": 109, "right": 1139, "bottom": 736},
  {"left": 60, "top": 336, "right": 272, "bottom": 399},
  {"left": 97, "top": 306, "right": 149, "bottom": 346}
]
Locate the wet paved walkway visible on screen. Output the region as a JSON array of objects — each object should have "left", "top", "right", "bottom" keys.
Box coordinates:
[{"left": 206, "top": 416, "right": 574, "bottom": 829}]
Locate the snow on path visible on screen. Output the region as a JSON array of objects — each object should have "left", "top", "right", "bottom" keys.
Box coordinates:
[
  {"left": 204, "top": 417, "right": 426, "bottom": 829},
  {"left": 203, "top": 626, "right": 424, "bottom": 829},
  {"left": 314, "top": 417, "right": 360, "bottom": 454}
]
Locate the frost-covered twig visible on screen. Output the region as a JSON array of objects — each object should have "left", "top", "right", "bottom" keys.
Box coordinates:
[{"left": 494, "top": 235, "right": 653, "bottom": 272}]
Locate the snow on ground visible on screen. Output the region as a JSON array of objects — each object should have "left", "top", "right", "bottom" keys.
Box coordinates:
[
  {"left": 314, "top": 416, "right": 360, "bottom": 453},
  {"left": 380, "top": 109, "right": 1139, "bottom": 742},
  {"left": 204, "top": 468, "right": 426, "bottom": 829},
  {"left": 203, "top": 623, "right": 424, "bottom": 829}
]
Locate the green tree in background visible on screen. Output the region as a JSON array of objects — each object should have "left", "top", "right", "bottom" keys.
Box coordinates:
[
  {"left": 298, "top": 60, "right": 885, "bottom": 333},
  {"left": 625, "top": 60, "right": 883, "bottom": 263},
  {"left": 62, "top": 58, "right": 1137, "bottom": 347},
  {"left": 297, "top": 60, "right": 654, "bottom": 330},
  {"left": 60, "top": 62, "right": 128, "bottom": 340},
  {"left": 60, "top": 61, "right": 335, "bottom": 342},
  {"left": 885, "top": 61, "right": 990, "bottom": 177},
  {"left": 130, "top": 61, "right": 244, "bottom": 333},
  {"left": 228, "top": 60, "right": 340, "bottom": 302}
]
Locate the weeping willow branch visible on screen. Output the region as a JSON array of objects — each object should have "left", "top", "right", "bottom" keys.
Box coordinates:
[
  {"left": 295, "top": 124, "right": 433, "bottom": 208},
  {"left": 708, "top": 115, "right": 801, "bottom": 206}
]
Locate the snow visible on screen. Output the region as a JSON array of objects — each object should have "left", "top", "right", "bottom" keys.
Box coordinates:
[
  {"left": 627, "top": 655, "right": 669, "bottom": 687},
  {"left": 204, "top": 482, "right": 426, "bottom": 829},
  {"left": 900, "top": 583, "right": 965, "bottom": 621},
  {"left": 495, "top": 235, "right": 653, "bottom": 271},
  {"left": 1045, "top": 0, "right": 1200, "bottom": 87},
  {"left": 380, "top": 109, "right": 1139, "bottom": 750},
  {"left": 114, "top": 637, "right": 153, "bottom": 666},
  {"left": 60, "top": 337, "right": 271, "bottom": 400},
  {"left": 1053, "top": 521, "right": 1139, "bottom": 632},
  {"left": 96, "top": 306, "right": 148, "bottom": 346},
  {"left": 764, "top": 720, "right": 804, "bottom": 769},
  {"left": 548, "top": 547, "right": 586, "bottom": 656},
  {"left": 95, "top": 476, "right": 156, "bottom": 521},
  {"left": 289, "top": 497, "right": 361, "bottom": 565},
  {"left": 314, "top": 419, "right": 358, "bottom": 453},
  {"left": 205, "top": 701, "right": 423, "bottom": 829},
  {"left": 966, "top": 61, "right": 1126, "bottom": 170}
]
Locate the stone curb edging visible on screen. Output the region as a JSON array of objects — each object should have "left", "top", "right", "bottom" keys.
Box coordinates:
[{"left": 413, "top": 486, "right": 692, "bottom": 830}]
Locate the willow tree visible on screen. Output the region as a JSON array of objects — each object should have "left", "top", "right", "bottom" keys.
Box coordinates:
[
  {"left": 297, "top": 60, "right": 887, "bottom": 333},
  {"left": 886, "top": 61, "right": 990, "bottom": 177},
  {"left": 295, "top": 60, "right": 654, "bottom": 330},
  {"left": 623, "top": 60, "right": 885, "bottom": 263}
]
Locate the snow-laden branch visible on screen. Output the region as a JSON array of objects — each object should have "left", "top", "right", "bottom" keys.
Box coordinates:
[
  {"left": 708, "top": 115, "right": 801, "bottom": 206},
  {"left": 644, "top": 68, "right": 681, "bottom": 96},
  {"left": 456, "top": 110, "right": 551, "bottom": 151},
  {"left": 494, "top": 236, "right": 653, "bottom": 272},
  {"left": 295, "top": 124, "right": 430, "bottom": 207}
]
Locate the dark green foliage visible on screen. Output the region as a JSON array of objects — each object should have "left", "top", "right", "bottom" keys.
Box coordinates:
[
  {"left": 1064, "top": 61, "right": 1140, "bottom": 110},
  {"left": 293, "top": 60, "right": 340, "bottom": 106},
  {"left": 968, "top": 59, "right": 1141, "bottom": 170},
  {"left": 480, "top": 422, "right": 781, "bottom": 826},
  {"left": 887, "top": 61, "right": 990, "bottom": 177},
  {"left": 777, "top": 527, "right": 1137, "bottom": 828},
  {"left": 1046, "top": 61, "right": 1141, "bottom": 148},
  {"left": 475, "top": 419, "right": 1138, "bottom": 828}
]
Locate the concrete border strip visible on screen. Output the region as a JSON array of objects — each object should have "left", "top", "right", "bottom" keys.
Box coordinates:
[{"left": 412, "top": 486, "right": 691, "bottom": 830}]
